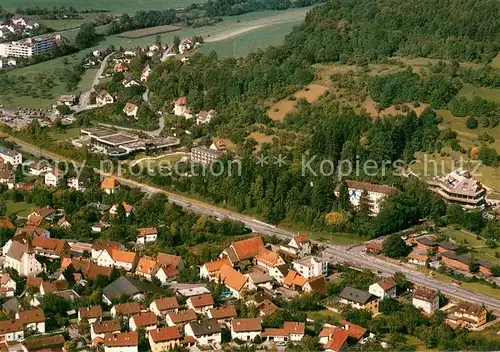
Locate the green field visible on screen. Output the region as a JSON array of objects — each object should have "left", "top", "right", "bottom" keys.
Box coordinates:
[
  {"left": 457, "top": 83, "right": 500, "bottom": 103},
  {"left": 2, "top": 0, "right": 206, "bottom": 12},
  {"left": 491, "top": 53, "right": 500, "bottom": 69},
  {"left": 6, "top": 201, "right": 37, "bottom": 217},
  {"left": 279, "top": 223, "right": 364, "bottom": 246},
  {"left": 40, "top": 18, "right": 88, "bottom": 31},
  {"left": 442, "top": 228, "right": 500, "bottom": 265},
  {"left": 48, "top": 126, "right": 82, "bottom": 141},
  {"left": 306, "top": 309, "right": 342, "bottom": 323},
  {"left": 431, "top": 271, "right": 500, "bottom": 300}
]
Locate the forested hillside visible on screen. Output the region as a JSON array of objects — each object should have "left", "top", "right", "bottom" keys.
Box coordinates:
[{"left": 283, "top": 0, "right": 500, "bottom": 63}]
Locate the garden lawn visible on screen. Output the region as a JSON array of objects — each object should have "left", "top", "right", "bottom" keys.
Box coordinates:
[
  {"left": 442, "top": 228, "right": 500, "bottom": 265},
  {"left": 6, "top": 201, "right": 37, "bottom": 217}
]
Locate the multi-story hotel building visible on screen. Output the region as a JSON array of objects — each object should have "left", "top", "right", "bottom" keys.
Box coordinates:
[
  {"left": 427, "top": 168, "right": 485, "bottom": 207},
  {"left": 0, "top": 35, "right": 59, "bottom": 58}
]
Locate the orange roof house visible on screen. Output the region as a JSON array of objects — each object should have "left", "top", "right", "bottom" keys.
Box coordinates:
[
  {"left": 100, "top": 177, "right": 120, "bottom": 194},
  {"left": 135, "top": 256, "right": 158, "bottom": 277},
  {"left": 113, "top": 63, "right": 128, "bottom": 72},
  {"left": 149, "top": 327, "right": 182, "bottom": 344},
  {"left": 31, "top": 236, "right": 70, "bottom": 258},
  {"left": 0, "top": 218, "right": 14, "bottom": 229},
  {"left": 104, "top": 332, "right": 138, "bottom": 348},
  {"left": 215, "top": 265, "right": 248, "bottom": 298},
  {"left": 221, "top": 236, "right": 264, "bottom": 265},
  {"left": 111, "top": 249, "right": 137, "bottom": 264},
  {"left": 283, "top": 270, "right": 307, "bottom": 290},
  {"left": 255, "top": 248, "right": 285, "bottom": 268}
]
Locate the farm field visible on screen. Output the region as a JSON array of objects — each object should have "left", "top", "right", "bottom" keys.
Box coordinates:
[
  {"left": 118, "top": 25, "right": 182, "bottom": 39},
  {"left": 442, "top": 228, "right": 500, "bottom": 265},
  {"left": 267, "top": 84, "right": 328, "bottom": 121},
  {"left": 40, "top": 18, "right": 88, "bottom": 31},
  {"left": 2, "top": 0, "right": 206, "bottom": 12}
]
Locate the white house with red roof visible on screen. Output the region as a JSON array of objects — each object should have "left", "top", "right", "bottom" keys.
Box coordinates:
[
  {"left": 104, "top": 332, "right": 138, "bottom": 352},
  {"left": 109, "top": 202, "right": 133, "bottom": 217},
  {"left": 101, "top": 177, "right": 120, "bottom": 194},
  {"left": 123, "top": 103, "right": 138, "bottom": 119},
  {"left": 280, "top": 234, "right": 311, "bottom": 257},
  {"left": 150, "top": 297, "right": 179, "bottom": 316},
  {"left": 199, "top": 258, "right": 232, "bottom": 280},
  {"left": 186, "top": 294, "right": 214, "bottom": 314},
  {"left": 96, "top": 248, "right": 138, "bottom": 272},
  {"left": 255, "top": 248, "right": 285, "bottom": 271},
  {"left": 129, "top": 312, "right": 158, "bottom": 333},
  {"left": 44, "top": 169, "right": 64, "bottom": 187},
  {"left": 220, "top": 236, "right": 264, "bottom": 266},
  {"left": 136, "top": 227, "right": 158, "bottom": 245},
  {"left": 261, "top": 322, "right": 305, "bottom": 342},
  {"left": 172, "top": 96, "right": 192, "bottom": 119},
  {"left": 369, "top": 278, "right": 397, "bottom": 299}
]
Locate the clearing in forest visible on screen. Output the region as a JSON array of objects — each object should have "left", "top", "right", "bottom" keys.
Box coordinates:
[
  {"left": 248, "top": 132, "right": 275, "bottom": 152},
  {"left": 360, "top": 97, "right": 430, "bottom": 118},
  {"left": 267, "top": 84, "right": 328, "bottom": 121}
]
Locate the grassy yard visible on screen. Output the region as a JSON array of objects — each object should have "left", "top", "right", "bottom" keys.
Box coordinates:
[
  {"left": 431, "top": 271, "right": 500, "bottom": 300},
  {"left": 457, "top": 83, "right": 500, "bottom": 103},
  {"left": 442, "top": 228, "right": 500, "bottom": 265},
  {"left": 40, "top": 19, "right": 88, "bottom": 31},
  {"left": 306, "top": 309, "right": 342, "bottom": 323},
  {"left": 279, "top": 223, "right": 364, "bottom": 246},
  {"left": 48, "top": 127, "right": 82, "bottom": 141},
  {"left": 133, "top": 153, "right": 188, "bottom": 168},
  {"left": 6, "top": 201, "right": 37, "bottom": 217}
]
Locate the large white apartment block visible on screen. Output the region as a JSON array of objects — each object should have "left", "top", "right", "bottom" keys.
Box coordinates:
[
  {"left": 292, "top": 256, "right": 327, "bottom": 279},
  {"left": 334, "top": 180, "right": 396, "bottom": 214},
  {"left": 0, "top": 147, "right": 22, "bottom": 165},
  {"left": 0, "top": 35, "right": 58, "bottom": 58}
]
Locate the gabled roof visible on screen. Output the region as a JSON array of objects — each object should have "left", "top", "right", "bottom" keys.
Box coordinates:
[
  {"left": 22, "top": 335, "right": 65, "bottom": 351},
  {"left": 79, "top": 305, "right": 102, "bottom": 319},
  {"left": 110, "top": 249, "right": 137, "bottom": 263},
  {"left": 92, "top": 320, "right": 120, "bottom": 334},
  {"left": 188, "top": 294, "right": 214, "bottom": 308},
  {"left": 104, "top": 332, "right": 138, "bottom": 347},
  {"left": 230, "top": 236, "right": 264, "bottom": 261},
  {"left": 261, "top": 322, "right": 305, "bottom": 337},
  {"left": 188, "top": 319, "right": 221, "bottom": 336},
  {"left": 149, "top": 327, "right": 182, "bottom": 343},
  {"left": 217, "top": 265, "right": 247, "bottom": 292},
  {"left": 27, "top": 276, "right": 43, "bottom": 289},
  {"left": 283, "top": 270, "right": 307, "bottom": 287},
  {"left": 0, "top": 319, "right": 22, "bottom": 333},
  {"left": 136, "top": 256, "right": 157, "bottom": 275},
  {"left": 2, "top": 297, "right": 21, "bottom": 314},
  {"left": 137, "top": 227, "right": 158, "bottom": 237},
  {"left": 131, "top": 312, "right": 157, "bottom": 327},
  {"left": 324, "top": 328, "right": 350, "bottom": 352},
  {"left": 232, "top": 318, "right": 262, "bottom": 333},
  {"left": 153, "top": 297, "right": 179, "bottom": 311},
  {"left": 100, "top": 177, "right": 120, "bottom": 189},
  {"left": 306, "top": 275, "right": 328, "bottom": 293},
  {"left": 167, "top": 309, "right": 197, "bottom": 324},
  {"left": 0, "top": 217, "right": 14, "bottom": 229},
  {"left": 203, "top": 258, "right": 231, "bottom": 273},
  {"left": 208, "top": 305, "right": 237, "bottom": 319},
  {"left": 413, "top": 287, "right": 438, "bottom": 303},
  {"left": 339, "top": 287, "right": 375, "bottom": 305},
  {"left": 6, "top": 240, "right": 30, "bottom": 261},
  {"left": 292, "top": 234, "right": 309, "bottom": 245},
  {"left": 408, "top": 251, "right": 429, "bottom": 262},
  {"left": 258, "top": 299, "right": 279, "bottom": 316},
  {"left": 157, "top": 252, "right": 183, "bottom": 268},
  {"left": 340, "top": 320, "right": 367, "bottom": 340},
  {"left": 17, "top": 308, "right": 45, "bottom": 324},
  {"left": 103, "top": 277, "right": 162, "bottom": 301},
  {"left": 32, "top": 236, "right": 67, "bottom": 254},
  {"left": 375, "top": 278, "right": 396, "bottom": 291},
  {"left": 112, "top": 302, "right": 141, "bottom": 316},
  {"left": 256, "top": 248, "right": 282, "bottom": 267},
  {"left": 174, "top": 96, "right": 187, "bottom": 105}
]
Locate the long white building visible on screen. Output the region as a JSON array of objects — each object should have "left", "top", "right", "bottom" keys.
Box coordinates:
[
  {"left": 0, "top": 35, "right": 59, "bottom": 58},
  {"left": 0, "top": 147, "right": 22, "bottom": 165}
]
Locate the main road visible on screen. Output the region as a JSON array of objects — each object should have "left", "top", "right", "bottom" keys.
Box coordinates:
[{"left": 6, "top": 135, "right": 500, "bottom": 310}]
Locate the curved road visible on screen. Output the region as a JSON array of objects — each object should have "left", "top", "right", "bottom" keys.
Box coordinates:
[
  {"left": 77, "top": 52, "right": 114, "bottom": 112},
  {"left": 5, "top": 134, "right": 500, "bottom": 311}
]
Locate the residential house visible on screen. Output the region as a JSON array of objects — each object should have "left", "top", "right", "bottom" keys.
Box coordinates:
[
  {"left": 412, "top": 287, "right": 439, "bottom": 314},
  {"left": 302, "top": 275, "right": 329, "bottom": 294},
  {"left": 123, "top": 102, "right": 139, "bottom": 119},
  {"left": 246, "top": 271, "right": 274, "bottom": 291},
  {"left": 67, "top": 176, "right": 86, "bottom": 191},
  {"left": 196, "top": 109, "right": 217, "bottom": 125},
  {"left": 268, "top": 264, "right": 290, "bottom": 284},
  {"left": 2, "top": 297, "right": 22, "bottom": 315},
  {"left": 21, "top": 335, "right": 65, "bottom": 351},
  {"left": 166, "top": 309, "right": 197, "bottom": 327},
  {"left": 137, "top": 227, "right": 158, "bottom": 245},
  {"left": 445, "top": 302, "right": 487, "bottom": 329},
  {"left": 31, "top": 236, "right": 70, "bottom": 259},
  {"left": 98, "top": 248, "right": 137, "bottom": 271},
  {"left": 109, "top": 202, "right": 133, "bottom": 217},
  {"left": 44, "top": 169, "right": 64, "bottom": 187},
  {"left": 129, "top": 312, "right": 158, "bottom": 333},
  {"left": 178, "top": 38, "right": 193, "bottom": 54},
  {"left": 184, "top": 319, "right": 221, "bottom": 346},
  {"left": 0, "top": 273, "right": 16, "bottom": 297},
  {"left": 141, "top": 64, "right": 152, "bottom": 83},
  {"left": 110, "top": 302, "right": 142, "bottom": 319},
  {"left": 207, "top": 305, "right": 237, "bottom": 325},
  {"left": 199, "top": 258, "right": 232, "bottom": 280},
  {"left": 368, "top": 278, "right": 397, "bottom": 299},
  {"left": 150, "top": 297, "right": 179, "bottom": 317},
  {"left": 334, "top": 180, "right": 397, "bottom": 214},
  {"left": 319, "top": 327, "right": 350, "bottom": 352},
  {"left": 231, "top": 318, "right": 262, "bottom": 342},
  {"left": 104, "top": 332, "right": 138, "bottom": 352},
  {"left": 261, "top": 322, "right": 305, "bottom": 342},
  {"left": 113, "top": 63, "right": 128, "bottom": 72},
  {"left": 101, "top": 177, "right": 120, "bottom": 194},
  {"left": 339, "top": 287, "right": 380, "bottom": 315},
  {"left": 148, "top": 327, "right": 182, "bottom": 352},
  {"left": 16, "top": 308, "right": 45, "bottom": 333},
  {"left": 27, "top": 161, "right": 52, "bottom": 176},
  {"left": 213, "top": 265, "right": 248, "bottom": 299},
  {"left": 283, "top": 270, "right": 307, "bottom": 291},
  {"left": 27, "top": 206, "right": 55, "bottom": 226},
  {"left": 255, "top": 248, "right": 285, "bottom": 271},
  {"left": 57, "top": 216, "right": 71, "bottom": 228},
  {"left": 292, "top": 256, "right": 328, "bottom": 279},
  {"left": 91, "top": 239, "right": 123, "bottom": 260},
  {"left": 135, "top": 256, "right": 158, "bottom": 280},
  {"left": 172, "top": 96, "right": 192, "bottom": 119},
  {"left": 408, "top": 250, "right": 430, "bottom": 266},
  {"left": 0, "top": 147, "right": 22, "bottom": 165},
  {"left": 122, "top": 76, "right": 140, "bottom": 88},
  {"left": 155, "top": 252, "right": 185, "bottom": 282},
  {"left": 4, "top": 240, "right": 43, "bottom": 277},
  {"left": 57, "top": 95, "right": 77, "bottom": 106},
  {"left": 78, "top": 305, "right": 102, "bottom": 324},
  {"left": 97, "top": 90, "right": 114, "bottom": 106},
  {"left": 280, "top": 234, "right": 311, "bottom": 257},
  {"left": 258, "top": 299, "right": 280, "bottom": 317},
  {"left": 220, "top": 236, "right": 264, "bottom": 267},
  {"left": 103, "top": 277, "right": 163, "bottom": 305},
  {"left": 186, "top": 294, "right": 214, "bottom": 314},
  {"left": 91, "top": 320, "right": 121, "bottom": 343},
  {"left": 0, "top": 319, "right": 24, "bottom": 342}
]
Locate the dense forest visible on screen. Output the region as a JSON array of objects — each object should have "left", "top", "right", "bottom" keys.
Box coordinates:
[{"left": 204, "top": 0, "right": 326, "bottom": 16}]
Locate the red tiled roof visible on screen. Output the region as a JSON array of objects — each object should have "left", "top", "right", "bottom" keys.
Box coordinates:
[
  {"left": 79, "top": 306, "right": 102, "bottom": 319},
  {"left": 101, "top": 177, "right": 120, "bottom": 190},
  {"left": 376, "top": 278, "right": 396, "bottom": 291},
  {"left": 137, "top": 227, "right": 158, "bottom": 237},
  {"left": 32, "top": 236, "right": 67, "bottom": 254},
  {"left": 149, "top": 327, "right": 182, "bottom": 343},
  {"left": 26, "top": 276, "right": 43, "bottom": 289},
  {"left": 258, "top": 299, "right": 279, "bottom": 316},
  {"left": 325, "top": 328, "right": 349, "bottom": 352},
  {"left": 204, "top": 258, "right": 231, "bottom": 273},
  {"left": 157, "top": 253, "right": 182, "bottom": 268},
  {"left": 131, "top": 312, "right": 157, "bottom": 327},
  {"left": 340, "top": 320, "right": 367, "bottom": 340},
  {"left": 217, "top": 265, "right": 247, "bottom": 292},
  {"left": 18, "top": 308, "right": 45, "bottom": 324},
  {"left": 256, "top": 248, "right": 282, "bottom": 267},
  {"left": 113, "top": 302, "right": 141, "bottom": 316},
  {"left": 167, "top": 309, "right": 196, "bottom": 324},
  {"left": 231, "top": 236, "right": 264, "bottom": 261},
  {"left": 0, "top": 218, "right": 14, "bottom": 229},
  {"left": 136, "top": 256, "right": 157, "bottom": 275},
  {"left": 104, "top": 332, "right": 138, "bottom": 347},
  {"left": 208, "top": 305, "right": 237, "bottom": 319},
  {"left": 153, "top": 297, "right": 179, "bottom": 311},
  {"left": 293, "top": 234, "right": 309, "bottom": 245},
  {"left": 188, "top": 294, "right": 214, "bottom": 308},
  {"left": 231, "top": 318, "right": 262, "bottom": 333},
  {"left": 111, "top": 249, "right": 137, "bottom": 263},
  {"left": 92, "top": 320, "right": 120, "bottom": 334},
  {"left": 0, "top": 320, "right": 22, "bottom": 333},
  {"left": 283, "top": 270, "right": 307, "bottom": 287},
  {"left": 408, "top": 251, "right": 429, "bottom": 262},
  {"left": 174, "top": 96, "right": 187, "bottom": 105}
]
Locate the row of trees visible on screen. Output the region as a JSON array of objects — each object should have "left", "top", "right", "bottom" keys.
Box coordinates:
[{"left": 204, "top": 0, "right": 326, "bottom": 17}]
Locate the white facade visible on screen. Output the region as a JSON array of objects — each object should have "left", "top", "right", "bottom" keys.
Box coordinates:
[
  {"left": 184, "top": 323, "right": 221, "bottom": 346},
  {"left": 105, "top": 345, "right": 137, "bottom": 352},
  {"left": 292, "top": 256, "right": 327, "bottom": 279},
  {"left": 128, "top": 317, "right": 157, "bottom": 332},
  {"left": 412, "top": 296, "right": 439, "bottom": 315},
  {"left": 24, "top": 321, "right": 45, "bottom": 334},
  {"left": 231, "top": 329, "right": 260, "bottom": 342},
  {"left": 154, "top": 267, "right": 169, "bottom": 285},
  {"left": 96, "top": 250, "right": 114, "bottom": 268},
  {"left": 67, "top": 177, "right": 85, "bottom": 191},
  {"left": 5, "top": 251, "right": 42, "bottom": 277},
  {"left": 0, "top": 148, "right": 22, "bottom": 165},
  {"left": 136, "top": 234, "right": 157, "bottom": 245},
  {"left": 0, "top": 36, "right": 56, "bottom": 58},
  {"left": 44, "top": 171, "right": 63, "bottom": 187},
  {"left": 368, "top": 283, "right": 396, "bottom": 299}
]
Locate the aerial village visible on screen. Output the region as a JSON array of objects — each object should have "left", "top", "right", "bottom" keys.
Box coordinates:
[{"left": 0, "top": 142, "right": 497, "bottom": 351}]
